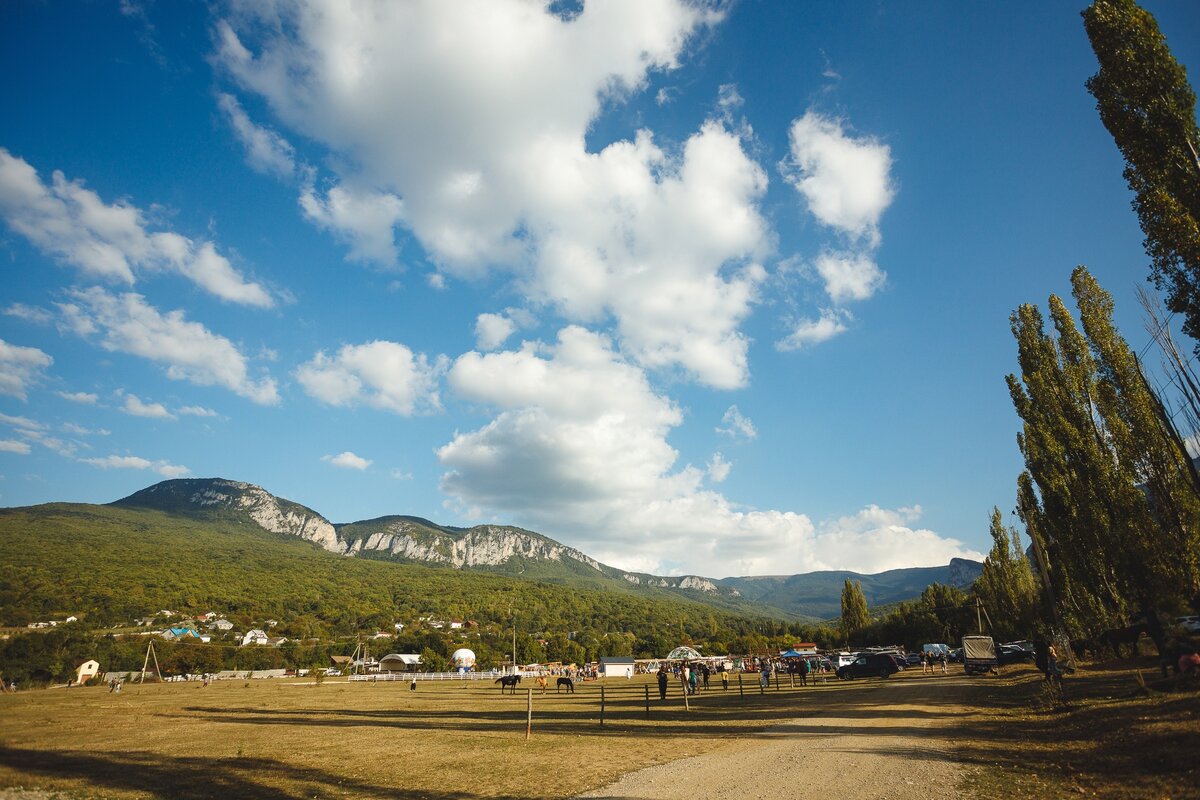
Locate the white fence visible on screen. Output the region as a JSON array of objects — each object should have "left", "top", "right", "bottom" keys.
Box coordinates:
[{"left": 349, "top": 670, "right": 507, "bottom": 682}]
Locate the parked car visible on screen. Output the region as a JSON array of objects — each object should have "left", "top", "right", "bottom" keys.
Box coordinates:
[
  {"left": 837, "top": 653, "right": 900, "bottom": 680},
  {"left": 997, "top": 644, "right": 1035, "bottom": 665},
  {"left": 905, "top": 652, "right": 922, "bottom": 666},
  {"left": 1174, "top": 615, "right": 1200, "bottom": 634},
  {"left": 948, "top": 648, "right": 963, "bottom": 663}
]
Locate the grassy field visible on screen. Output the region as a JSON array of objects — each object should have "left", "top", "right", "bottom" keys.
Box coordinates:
[
  {"left": 1, "top": 663, "right": 1196, "bottom": 799},
  {"left": 959, "top": 659, "right": 1200, "bottom": 800},
  {"left": 0, "top": 672, "right": 835, "bottom": 799}
]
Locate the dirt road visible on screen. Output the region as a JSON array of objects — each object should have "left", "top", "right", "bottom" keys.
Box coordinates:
[{"left": 579, "top": 673, "right": 975, "bottom": 799}]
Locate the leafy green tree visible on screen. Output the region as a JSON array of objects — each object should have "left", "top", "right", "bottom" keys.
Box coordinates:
[
  {"left": 1009, "top": 268, "right": 1200, "bottom": 652},
  {"left": 1083, "top": 0, "right": 1200, "bottom": 347},
  {"left": 974, "top": 507, "right": 1040, "bottom": 641},
  {"left": 840, "top": 579, "right": 869, "bottom": 642}
]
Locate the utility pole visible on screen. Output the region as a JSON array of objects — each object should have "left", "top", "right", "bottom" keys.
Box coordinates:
[{"left": 511, "top": 615, "right": 517, "bottom": 673}]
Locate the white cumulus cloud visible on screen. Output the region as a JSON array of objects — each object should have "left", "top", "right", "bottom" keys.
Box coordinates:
[
  {"left": 783, "top": 110, "right": 894, "bottom": 243},
  {"left": 0, "top": 339, "right": 53, "bottom": 400},
  {"left": 121, "top": 393, "right": 174, "bottom": 419},
  {"left": 57, "top": 391, "right": 99, "bottom": 404},
  {"left": 474, "top": 313, "right": 517, "bottom": 351},
  {"left": 777, "top": 308, "right": 852, "bottom": 351},
  {"left": 438, "top": 327, "right": 977, "bottom": 576},
  {"left": 0, "top": 149, "right": 274, "bottom": 307},
  {"left": 57, "top": 288, "right": 279, "bottom": 405},
  {"left": 215, "top": 0, "right": 772, "bottom": 388},
  {"left": 322, "top": 451, "right": 372, "bottom": 470},
  {"left": 813, "top": 250, "right": 886, "bottom": 304},
  {"left": 296, "top": 340, "right": 446, "bottom": 415},
  {"left": 0, "top": 439, "right": 32, "bottom": 454},
  {"left": 81, "top": 453, "right": 189, "bottom": 477}
]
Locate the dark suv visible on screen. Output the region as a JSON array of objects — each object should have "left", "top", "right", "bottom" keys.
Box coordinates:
[{"left": 837, "top": 653, "right": 900, "bottom": 680}]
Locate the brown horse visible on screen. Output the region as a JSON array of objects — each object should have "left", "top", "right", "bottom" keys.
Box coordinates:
[{"left": 535, "top": 675, "right": 548, "bottom": 694}]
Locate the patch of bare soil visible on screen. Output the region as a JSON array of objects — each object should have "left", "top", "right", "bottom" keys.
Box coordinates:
[{"left": 579, "top": 673, "right": 973, "bottom": 799}]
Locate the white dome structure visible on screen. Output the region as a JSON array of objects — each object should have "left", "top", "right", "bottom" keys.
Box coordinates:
[
  {"left": 666, "top": 646, "right": 703, "bottom": 660},
  {"left": 451, "top": 648, "right": 476, "bottom": 670}
]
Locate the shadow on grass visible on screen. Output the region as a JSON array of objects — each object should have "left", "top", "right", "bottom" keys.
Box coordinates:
[
  {"left": 954, "top": 666, "right": 1200, "bottom": 799},
  {"left": 0, "top": 746, "right": 533, "bottom": 800}
]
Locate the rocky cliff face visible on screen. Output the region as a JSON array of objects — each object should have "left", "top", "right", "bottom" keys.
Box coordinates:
[
  {"left": 343, "top": 518, "right": 607, "bottom": 571},
  {"left": 115, "top": 478, "right": 343, "bottom": 553}
]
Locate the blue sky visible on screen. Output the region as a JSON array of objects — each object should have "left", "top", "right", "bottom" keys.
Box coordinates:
[{"left": 1, "top": 1, "right": 1197, "bottom": 578}]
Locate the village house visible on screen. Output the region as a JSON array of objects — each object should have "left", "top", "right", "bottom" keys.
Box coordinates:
[
  {"left": 393, "top": 622, "right": 405, "bottom": 631},
  {"left": 208, "top": 618, "right": 233, "bottom": 631},
  {"left": 75, "top": 660, "right": 100, "bottom": 684},
  {"left": 241, "top": 629, "right": 269, "bottom": 646},
  {"left": 162, "top": 627, "right": 199, "bottom": 641},
  {"left": 598, "top": 657, "right": 636, "bottom": 678},
  {"left": 266, "top": 636, "right": 288, "bottom": 647}
]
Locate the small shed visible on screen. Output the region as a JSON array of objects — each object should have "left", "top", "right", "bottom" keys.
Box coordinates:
[
  {"left": 599, "top": 657, "right": 635, "bottom": 678},
  {"left": 76, "top": 660, "right": 100, "bottom": 684}
]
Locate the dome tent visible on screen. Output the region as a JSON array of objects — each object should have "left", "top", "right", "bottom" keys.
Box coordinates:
[{"left": 666, "top": 646, "right": 702, "bottom": 660}]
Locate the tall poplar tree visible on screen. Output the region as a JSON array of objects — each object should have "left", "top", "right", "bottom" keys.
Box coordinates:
[
  {"left": 840, "top": 579, "right": 869, "bottom": 642},
  {"left": 974, "top": 507, "right": 1039, "bottom": 641},
  {"left": 1083, "top": 0, "right": 1200, "bottom": 347},
  {"left": 1008, "top": 268, "right": 1200, "bottom": 652}
]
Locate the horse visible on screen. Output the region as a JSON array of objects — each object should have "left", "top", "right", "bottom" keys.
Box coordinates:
[
  {"left": 1100, "top": 624, "right": 1147, "bottom": 659},
  {"left": 535, "top": 675, "right": 548, "bottom": 694},
  {"left": 556, "top": 676, "right": 574, "bottom": 693},
  {"left": 495, "top": 674, "right": 521, "bottom": 694}
]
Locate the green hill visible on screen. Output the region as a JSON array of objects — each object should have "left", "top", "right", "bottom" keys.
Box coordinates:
[{"left": 0, "top": 502, "right": 774, "bottom": 641}]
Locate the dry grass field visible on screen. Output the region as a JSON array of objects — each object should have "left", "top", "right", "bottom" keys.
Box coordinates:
[{"left": 0, "top": 663, "right": 1196, "bottom": 799}]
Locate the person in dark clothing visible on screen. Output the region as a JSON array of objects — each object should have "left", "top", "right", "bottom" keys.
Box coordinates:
[{"left": 657, "top": 666, "right": 669, "bottom": 700}]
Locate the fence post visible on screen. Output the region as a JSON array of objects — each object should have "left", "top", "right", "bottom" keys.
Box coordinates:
[
  {"left": 644, "top": 684, "right": 650, "bottom": 718},
  {"left": 790, "top": 673, "right": 794, "bottom": 689},
  {"left": 681, "top": 675, "right": 689, "bottom": 712},
  {"left": 738, "top": 674, "right": 743, "bottom": 698},
  {"left": 526, "top": 688, "right": 532, "bottom": 739},
  {"left": 600, "top": 686, "right": 606, "bottom": 727},
  {"left": 775, "top": 671, "right": 780, "bottom": 691}
]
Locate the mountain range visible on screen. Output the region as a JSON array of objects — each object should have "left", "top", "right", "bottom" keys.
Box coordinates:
[{"left": 110, "top": 478, "right": 982, "bottom": 621}]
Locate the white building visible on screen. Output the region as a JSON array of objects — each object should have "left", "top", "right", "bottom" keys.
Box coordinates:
[
  {"left": 241, "top": 629, "right": 269, "bottom": 646},
  {"left": 75, "top": 660, "right": 100, "bottom": 684},
  {"left": 599, "top": 657, "right": 635, "bottom": 678}
]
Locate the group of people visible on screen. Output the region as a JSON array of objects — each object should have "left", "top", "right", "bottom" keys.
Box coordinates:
[
  {"left": 656, "top": 662, "right": 730, "bottom": 699},
  {"left": 921, "top": 650, "right": 949, "bottom": 674}
]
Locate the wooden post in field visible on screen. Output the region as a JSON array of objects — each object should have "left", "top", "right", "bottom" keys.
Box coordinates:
[
  {"left": 681, "top": 674, "right": 690, "bottom": 712},
  {"left": 790, "top": 673, "right": 795, "bottom": 689},
  {"left": 738, "top": 674, "right": 743, "bottom": 698},
  {"left": 644, "top": 684, "right": 650, "bottom": 718},
  {"left": 600, "top": 686, "right": 606, "bottom": 726},
  {"left": 525, "top": 688, "right": 532, "bottom": 739}
]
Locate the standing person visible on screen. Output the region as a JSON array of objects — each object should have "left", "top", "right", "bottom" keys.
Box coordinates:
[
  {"left": 701, "top": 663, "right": 710, "bottom": 691},
  {"left": 688, "top": 665, "right": 698, "bottom": 695},
  {"left": 760, "top": 662, "right": 771, "bottom": 689},
  {"left": 940, "top": 651, "right": 948, "bottom": 674},
  {"left": 922, "top": 651, "right": 930, "bottom": 675},
  {"left": 1046, "top": 643, "right": 1059, "bottom": 678},
  {"left": 720, "top": 667, "right": 729, "bottom": 691},
  {"left": 657, "top": 666, "right": 669, "bottom": 701},
  {"left": 799, "top": 657, "right": 810, "bottom": 687}
]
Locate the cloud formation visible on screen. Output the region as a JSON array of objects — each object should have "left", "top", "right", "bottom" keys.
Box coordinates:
[
  {"left": 120, "top": 393, "right": 174, "bottom": 419},
  {"left": 438, "top": 327, "right": 977, "bottom": 576},
  {"left": 215, "top": 0, "right": 773, "bottom": 388},
  {"left": 0, "top": 338, "right": 52, "bottom": 400},
  {"left": 322, "top": 451, "right": 372, "bottom": 470},
  {"left": 0, "top": 149, "right": 274, "bottom": 307},
  {"left": 81, "top": 453, "right": 189, "bottom": 477},
  {"left": 57, "top": 288, "right": 279, "bottom": 404},
  {"left": 296, "top": 340, "right": 447, "bottom": 415}
]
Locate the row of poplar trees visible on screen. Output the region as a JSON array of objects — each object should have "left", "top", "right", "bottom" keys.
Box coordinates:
[{"left": 996, "top": 0, "right": 1200, "bottom": 656}]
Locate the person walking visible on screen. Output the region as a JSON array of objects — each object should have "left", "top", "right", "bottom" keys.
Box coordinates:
[
  {"left": 657, "top": 666, "right": 669, "bottom": 701},
  {"left": 799, "top": 658, "right": 809, "bottom": 687},
  {"left": 940, "top": 651, "right": 948, "bottom": 674},
  {"left": 921, "top": 651, "right": 930, "bottom": 675},
  {"left": 688, "top": 666, "right": 699, "bottom": 695}
]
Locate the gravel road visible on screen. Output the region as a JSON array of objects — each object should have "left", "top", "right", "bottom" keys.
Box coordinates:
[{"left": 579, "top": 674, "right": 974, "bottom": 799}]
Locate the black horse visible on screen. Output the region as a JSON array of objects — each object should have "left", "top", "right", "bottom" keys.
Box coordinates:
[
  {"left": 496, "top": 674, "right": 521, "bottom": 694},
  {"left": 556, "top": 676, "right": 575, "bottom": 694}
]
